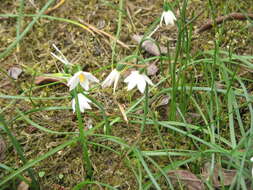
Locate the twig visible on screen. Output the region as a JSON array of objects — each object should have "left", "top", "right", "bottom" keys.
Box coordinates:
[{"left": 197, "top": 12, "right": 253, "bottom": 33}]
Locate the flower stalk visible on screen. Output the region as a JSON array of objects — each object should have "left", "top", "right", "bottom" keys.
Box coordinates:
[
  {"left": 73, "top": 89, "right": 93, "bottom": 179},
  {"left": 141, "top": 84, "right": 149, "bottom": 133},
  {"left": 84, "top": 94, "right": 110, "bottom": 135}
]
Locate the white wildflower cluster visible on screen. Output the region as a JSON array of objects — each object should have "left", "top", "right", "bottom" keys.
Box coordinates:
[
  {"left": 51, "top": 3, "right": 176, "bottom": 114},
  {"left": 102, "top": 69, "right": 154, "bottom": 94},
  {"left": 67, "top": 68, "right": 153, "bottom": 113},
  {"left": 51, "top": 45, "right": 154, "bottom": 114}
]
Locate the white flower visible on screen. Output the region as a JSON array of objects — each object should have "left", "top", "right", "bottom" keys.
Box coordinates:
[
  {"left": 101, "top": 69, "right": 120, "bottom": 93},
  {"left": 67, "top": 71, "right": 99, "bottom": 91},
  {"left": 160, "top": 10, "right": 177, "bottom": 26},
  {"left": 72, "top": 93, "right": 92, "bottom": 113},
  {"left": 51, "top": 44, "right": 72, "bottom": 66},
  {"left": 124, "top": 70, "right": 154, "bottom": 93}
]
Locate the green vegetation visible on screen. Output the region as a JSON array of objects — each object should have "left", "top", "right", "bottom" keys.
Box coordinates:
[{"left": 0, "top": 0, "right": 253, "bottom": 189}]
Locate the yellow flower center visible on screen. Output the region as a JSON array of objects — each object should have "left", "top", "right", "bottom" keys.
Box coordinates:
[{"left": 79, "top": 73, "right": 85, "bottom": 83}]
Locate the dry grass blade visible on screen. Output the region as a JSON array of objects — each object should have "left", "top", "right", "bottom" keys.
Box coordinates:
[
  {"left": 117, "top": 102, "right": 128, "bottom": 124},
  {"left": 79, "top": 20, "right": 130, "bottom": 50},
  {"left": 45, "top": 0, "right": 65, "bottom": 14}
]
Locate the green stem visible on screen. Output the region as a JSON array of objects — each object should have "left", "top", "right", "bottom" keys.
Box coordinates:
[
  {"left": 111, "top": 0, "right": 124, "bottom": 68},
  {"left": 84, "top": 94, "right": 110, "bottom": 135},
  {"left": 141, "top": 84, "right": 149, "bottom": 133},
  {"left": 74, "top": 90, "right": 93, "bottom": 179},
  {"left": 16, "top": 0, "right": 24, "bottom": 51}
]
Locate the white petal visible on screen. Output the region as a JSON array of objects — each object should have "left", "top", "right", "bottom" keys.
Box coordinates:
[
  {"left": 101, "top": 78, "right": 110, "bottom": 88},
  {"left": 131, "top": 71, "right": 140, "bottom": 76},
  {"left": 80, "top": 80, "right": 90, "bottom": 91},
  {"left": 72, "top": 94, "right": 92, "bottom": 113},
  {"left": 83, "top": 72, "right": 99, "bottom": 83},
  {"left": 51, "top": 44, "right": 72, "bottom": 65},
  {"left": 127, "top": 80, "right": 136, "bottom": 91},
  {"left": 81, "top": 101, "right": 92, "bottom": 110},
  {"left": 124, "top": 71, "right": 135, "bottom": 81},
  {"left": 53, "top": 44, "right": 71, "bottom": 64},
  {"left": 137, "top": 78, "right": 146, "bottom": 93},
  {"left": 162, "top": 11, "right": 176, "bottom": 26},
  {"left": 102, "top": 72, "right": 113, "bottom": 88},
  {"left": 78, "top": 94, "right": 92, "bottom": 112},
  {"left": 113, "top": 72, "right": 120, "bottom": 93},
  {"left": 68, "top": 74, "right": 79, "bottom": 91},
  {"left": 170, "top": 12, "right": 177, "bottom": 20},
  {"left": 102, "top": 69, "right": 120, "bottom": 92},
  {"left": 143, "top": 75, "right": 154, "bottom": 86},
  {"left": 160, "top": 13, "right": 165, "bottom": 26},
  {"left": 124, "top": 75, "right": 132, "bottom": 83},
  {"left": 79, "top": 94, "right": 92, "bottom": 103},
  {"left": 79, "top": 103, "right": 85, "bottom": 113},
  {"left": 72, "top": 98, "right": 76, "bottom": 113},
  {"left": 124, "top": 70, "right": 153, "bottom": 93},
  {"left": 124, "top": 71, "right": 138, "bottom": 91},
  {"left": 73, "top": 71, "right": 83, "bottom": 77},
  {"left": 51, "top": 52, "right": 69, "bottom": 65}
]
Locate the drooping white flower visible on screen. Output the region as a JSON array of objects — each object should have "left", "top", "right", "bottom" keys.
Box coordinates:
[
  {"left": 72, "top": 93, "right": 92, "bottom": 113},
  {"left": 160, "top": 10, "right": 177, "bottom": 26},
  {"left": 67, "top": 71, "right": 99, "bottom": 91},
  {"left": 101, "top": 69, "right": 120, "bottom": 93},
  {"left": 124, "top": 70, "right": 154, "bottom": 93},
  {"left": 51, "top": 44, "right": 73, "bottom": 66}
]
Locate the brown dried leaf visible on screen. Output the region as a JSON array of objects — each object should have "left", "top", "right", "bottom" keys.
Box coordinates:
[
  {"left": 24, "top": 125, "right": 38, "bottom": 134},
  {"left": 201, "top": 162, "right": 237, "bottom": 187},
  {"left": 8, "top": 67, "right": 22, "bottom": 79},
  {"left": 17, "top": 181, "right": 29, "bottom": 190},
  {"left": 35, "top": 76, "right": 67, "bottom": 86},
  {"left": 52, "top": 184, "right": 70, "bottom": 190},
  {"left": 147, "top": 63, "right": 159, "bottom": 76},
  {"left": 132, "top": 35, "right": 167, "bottom": 56},
  {"left": 0, "top": 136, "right": 6, "bottom": 161},
  {"left": 158, "top": 96, "right": 170, "bottom": 106},
  {"left": 168, "top": 170, "right": 205, "bottom": 190}
]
